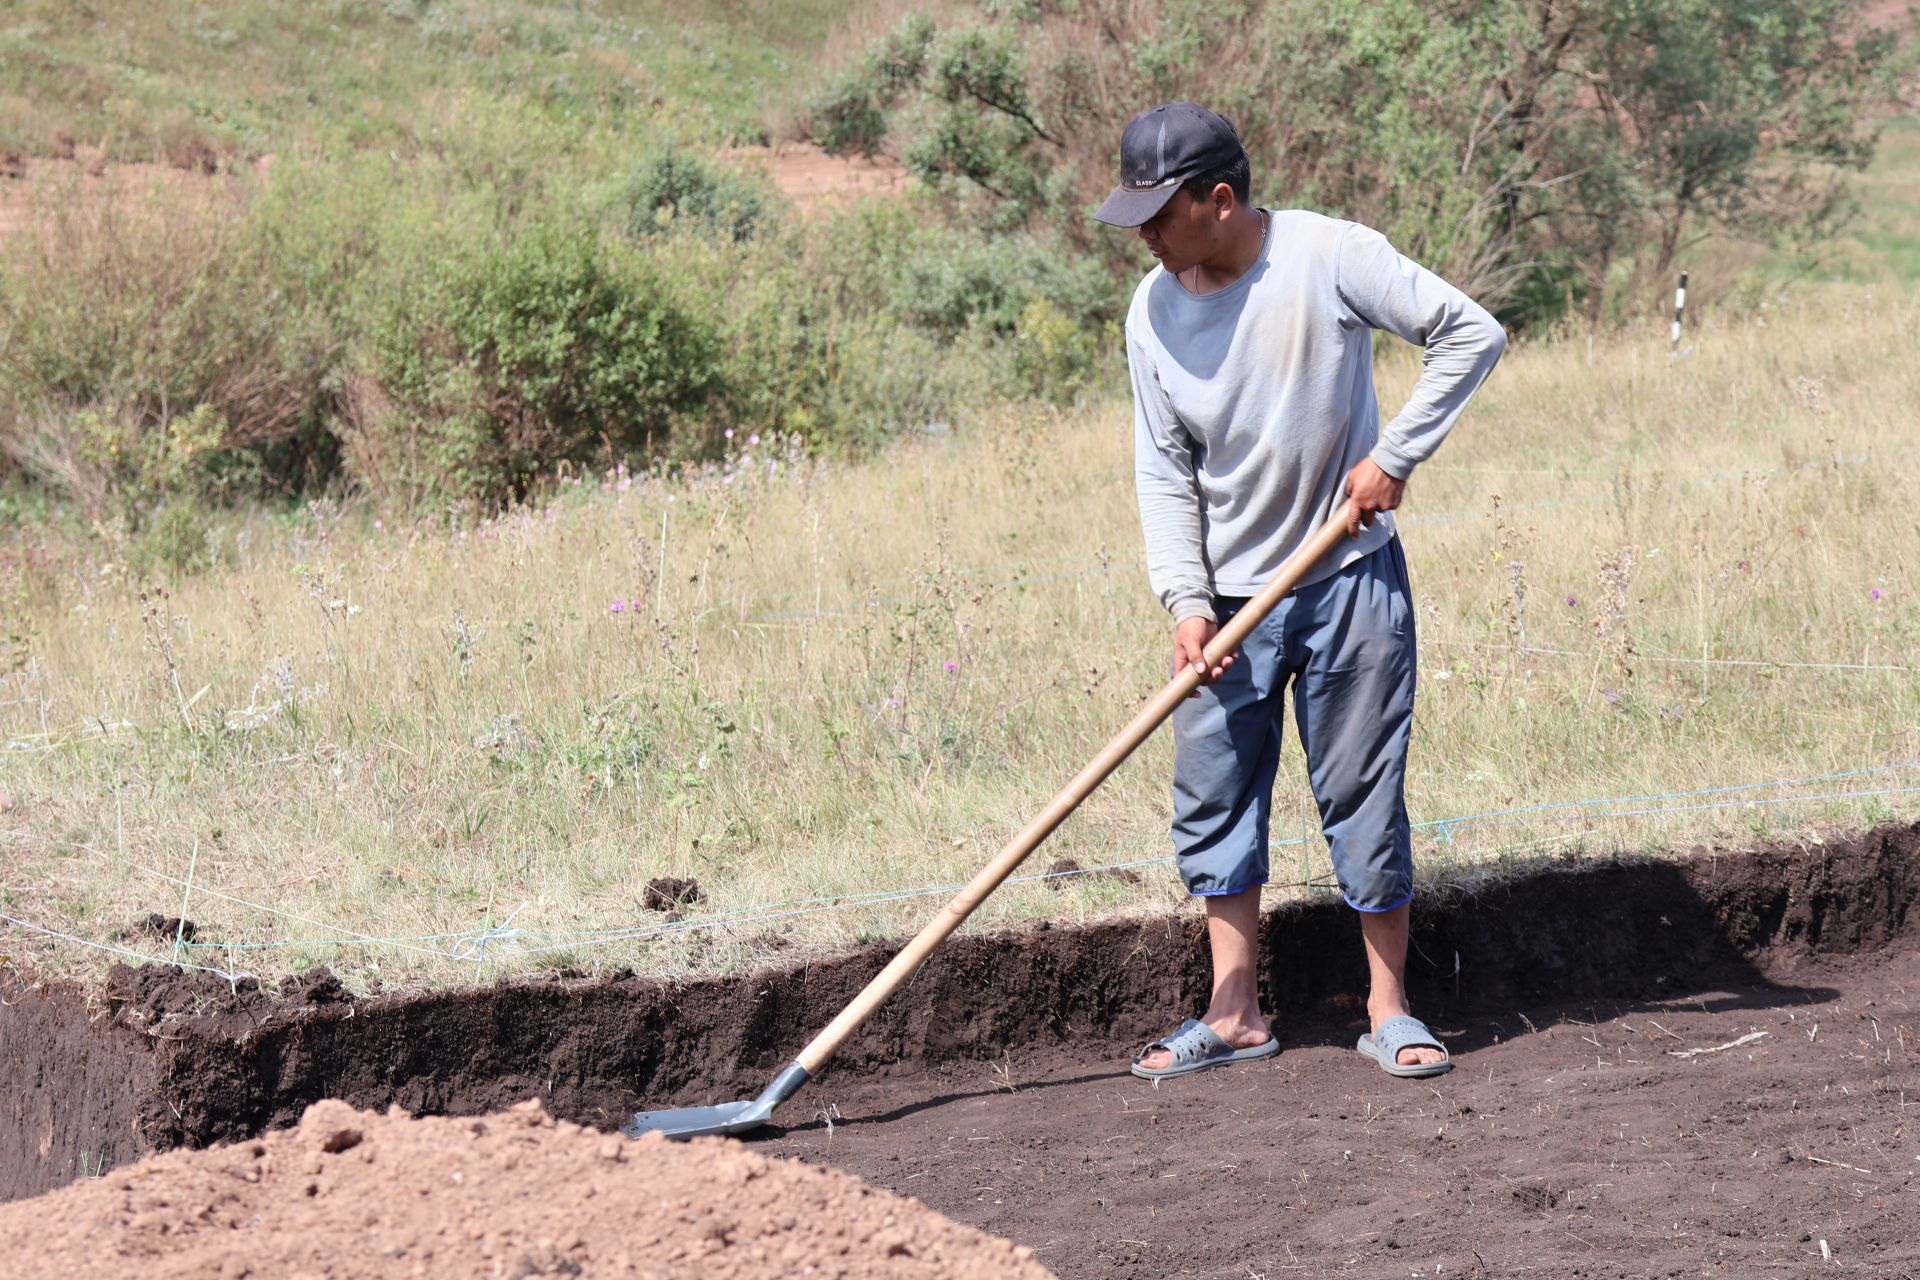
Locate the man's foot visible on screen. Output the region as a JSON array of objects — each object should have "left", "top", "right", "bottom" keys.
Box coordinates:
[
  {"left": 1357, "top": 1015, "right": 1451, "bottom": 1078},
  {"left": 1135, "top": 1012, "right": 1271, "bottom": 1073},
  {"left": 1367, "top": 1000, "right": 1446, "bottom": 1068}
]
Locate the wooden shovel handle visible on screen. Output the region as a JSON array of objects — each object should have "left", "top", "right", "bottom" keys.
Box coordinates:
[{"left": 793, "top": 510, "right": 1356, "bottom": 1076}]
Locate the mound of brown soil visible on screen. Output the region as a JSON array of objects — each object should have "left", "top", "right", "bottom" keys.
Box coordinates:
[{"left": 0, "top": 1098, "right": 1053, "bottom": 1280}]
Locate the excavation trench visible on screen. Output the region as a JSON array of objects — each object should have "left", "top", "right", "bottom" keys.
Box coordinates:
[{"left": 4, "top": 824, "right": 1916, "bottom": 1207}]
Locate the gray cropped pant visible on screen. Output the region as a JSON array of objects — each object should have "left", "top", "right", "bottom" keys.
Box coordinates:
[{"left": 1169, "top": 537, "right": 1416, "bottom": 911}]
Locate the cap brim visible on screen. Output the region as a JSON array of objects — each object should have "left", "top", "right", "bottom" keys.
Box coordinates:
[{"left": 1093, "top": 183, "right": 1180, "bottom": 228}]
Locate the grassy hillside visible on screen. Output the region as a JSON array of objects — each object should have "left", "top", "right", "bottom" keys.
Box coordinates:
[
  {"left": 0, "top": 4, "right": 1915, "bottom": 990},
  {"left": 1735, "top": 113, "right": 1920, "bottom": 287},
  {"left": 0, "top": 0, "right": 844, "bottom": 161},
  {"left": 3, "top": 281, "right": 1914, "bottom": 988}
]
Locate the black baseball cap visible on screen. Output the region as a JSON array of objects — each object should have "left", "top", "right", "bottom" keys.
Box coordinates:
[{"left": 1093, "top": 102, "right": 1246, "bottom": 228}]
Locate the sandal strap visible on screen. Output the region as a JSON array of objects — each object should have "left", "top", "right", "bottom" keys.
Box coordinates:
[
  {"left": 1375, "top": 1015, "right": 1446, "bottom": 1059},
  {"left": 1140, "top": 1018, "right": 1229, "bottom": 1065}
]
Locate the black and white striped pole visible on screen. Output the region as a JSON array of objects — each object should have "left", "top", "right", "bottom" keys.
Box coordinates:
[{"left": 1669, "top": 270, "right": 1688, "bottom": 355}]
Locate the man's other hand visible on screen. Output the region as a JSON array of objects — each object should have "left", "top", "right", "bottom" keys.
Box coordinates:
[
  {"left": 1174, "top": 616, "right": 1234, "bottom": 696},
  {"left": 1344, "top": 457, "right": 1406, "bottom": 538}
]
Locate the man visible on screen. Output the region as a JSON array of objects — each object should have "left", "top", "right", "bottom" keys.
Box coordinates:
[{"left": 1094, "top": 103, "right": 1505, "bottom": 1079}]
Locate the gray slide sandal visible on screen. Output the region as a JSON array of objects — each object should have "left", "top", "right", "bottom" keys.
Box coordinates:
[
  {"left": 1131, "top": 1018, "right": 1279, "bottom": 1080},
  {"left": 1357, "top": 1014, "right": 1453, "bottom": 1078}
]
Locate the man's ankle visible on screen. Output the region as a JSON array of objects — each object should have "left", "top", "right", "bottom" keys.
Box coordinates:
[
  {"left": 1201, "top": 1005, "right": 1268, "bottom": 1039},
  {"left": 1366, "top": 995, "right": 1411, "bottom": 1025}
]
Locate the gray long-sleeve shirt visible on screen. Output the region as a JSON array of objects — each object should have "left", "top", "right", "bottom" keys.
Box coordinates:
[{"left": 1128, "top": 209, "right": 1506, "bottom": 622}]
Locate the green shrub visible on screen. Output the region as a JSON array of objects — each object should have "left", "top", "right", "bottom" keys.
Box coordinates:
[
  {"left": 0, "top": 174, "right": 338, "bottom": 520},
  {"left": 1013, "top": 298, "right": 1118, "bottom": 404},
  {"left": 810, "top": 0, "right": 1913, "bottom": 326},
  {"left": 806, "top": 13, "right": 935, "bottom": 157},
  {"left": 623, "top": 147, "right": 776, "bottom": 243},
  {"left": 354, "top": 224, "right": 722, "bottom": 502},
  {"left": 127, "top": 498, "right": 223, "bottom": 578}
]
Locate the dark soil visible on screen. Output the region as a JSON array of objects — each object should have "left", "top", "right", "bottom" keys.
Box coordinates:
[
  {"left": 764, "top": 918, "right": 1920, "bottom": 1278},
  {"left": 4, "top": 824, "right": 1918, "bottom": 1276},
  {"left": 643, "top": 876, "right": 704, "bottom": 912},
  {"left": 122, "top": 913, "right": 197, "bottom": 944}
]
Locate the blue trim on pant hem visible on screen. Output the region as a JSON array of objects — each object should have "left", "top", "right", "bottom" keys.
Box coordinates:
[
  {"left": 1343, "top": 889, "right": 1414, "bottom": 914},
  {"left": 1188, "top": 883, "right": 1262, "bottom": 898}
]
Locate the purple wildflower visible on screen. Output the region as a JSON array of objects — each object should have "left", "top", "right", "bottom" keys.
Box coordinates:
[
  {"left": 748, "top": 434, "right": 761, "bottom": 446},
  {"left": 1601, "top": 688, "right": 1620, "bottom": 705},
  {"left": 886, "top": 697, "right": 902, "bottom": 707},
  {"left": 1870, "top": 587, "right": 1884, "bottom": 600},
  {"left": 944, "top": 660, "right": 958, "bottom": 672},
  {"left": 1564, "top": 593, "right": 1577, "bottom": 607},
  {"left": 609, "top": 600, "right": 625, "bottom": 614}
]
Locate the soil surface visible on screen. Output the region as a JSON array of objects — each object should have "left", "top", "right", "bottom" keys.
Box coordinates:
[
  {"left": 0, "top": 1097, "right": 1054, "bottom": 1280},
  {"left": 4, "top": 825, "right": 1918, "bottom": 1276},
  {"left": 762, "top": 934, "right": 1920, "bottom": 1278}
]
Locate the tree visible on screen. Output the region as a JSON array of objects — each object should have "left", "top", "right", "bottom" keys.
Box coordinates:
[{"left": 805, "top": 0, "right": 1912, "bottom": 325}]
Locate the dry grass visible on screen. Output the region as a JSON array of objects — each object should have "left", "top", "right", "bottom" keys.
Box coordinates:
[{"left": 3, "top": 273, "right": 1916, "bottom": 991}]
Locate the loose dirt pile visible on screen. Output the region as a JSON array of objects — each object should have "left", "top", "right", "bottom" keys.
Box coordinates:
[{"left": 0, "top": 1098, "right": 1053, "bottom": 1280}]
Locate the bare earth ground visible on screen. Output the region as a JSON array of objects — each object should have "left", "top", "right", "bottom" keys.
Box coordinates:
[
  {"left": 0, "top": 840, "right": 1915, "bottom": 1276},
  {"left": 764, "top": 943, "right": 1920, "bottom": 1279},
  {"left": 12, "top": 943, "right": 1907, "bottom": 1279},
  {"left": 0, "top": 143, "right": 892, "bottom": 241},
  {"left": 0, "top": 1098, "right": 1054, "bottom": 1280},
  {"left": 724, "top": 141, "right": 907, "bottom": 206},
  {"left": 0, "top": 152, "right": 250, "bottom": 237}
]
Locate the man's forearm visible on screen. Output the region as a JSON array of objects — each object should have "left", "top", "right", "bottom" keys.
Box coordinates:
[
  {"left": 1371, "top": 312, "right": 1506, "bottom": 479},
  {"left": 1138, "top": 476, "right": 1215, "bottom": 623}
]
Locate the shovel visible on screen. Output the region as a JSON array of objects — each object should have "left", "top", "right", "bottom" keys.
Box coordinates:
[{"left": 623, "top": 511, "right": 1355, "bottom": 1139}]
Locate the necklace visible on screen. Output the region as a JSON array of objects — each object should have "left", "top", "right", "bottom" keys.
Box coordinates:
[{"left": 1185, "top": 209, "right": 1268, "bottom": 294}]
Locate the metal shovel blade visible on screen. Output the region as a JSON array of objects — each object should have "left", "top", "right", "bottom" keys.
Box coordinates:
[
  {"left": 621, "top": 1061, "right": 810, "bottom": 1141},
  {"left": 621, "top": 1097, "right": 772, "bottom": 1140}
]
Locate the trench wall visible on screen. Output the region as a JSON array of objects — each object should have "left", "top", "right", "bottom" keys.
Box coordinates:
[{"left": 3, "top": 822, "right": 1914, "bottom": 1203}]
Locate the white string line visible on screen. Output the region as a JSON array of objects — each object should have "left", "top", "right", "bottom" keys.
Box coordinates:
[
  {"left": 461, "top": 783, "right": 1920, "bottom": 960},
  {"left": 133, "top": 866, "right": 460, "bottom": 960},
  {"left": 507, "top": 855, "right": 1324, "bottom": 957},
  {"left": 215, "top": 775, "right": 1920, "bottom": 956},
  {"left": 5, "top": 779, "right": 1913, "bottom": 972},
  {"left": 1423, "top": 637, "right": 1920, "bottom": 675},
  {"left": 10, "top": 611, "right": 1901, "bottom": 753},
  {"left": 1425, "top": 784, "right": 1920, "bottom": 836},
  {"left": 1413, "top": 761, "right": 1919, "bottom": 827},
  {"left": 13, "top": 762, "right": 1918, "bottom": 964},
  {"left": 344, "top": 761, "right": 1920, "bottom": 951},
  {"left": 13, "top": 759, "right": 1920, "bottom": 964},
  {"left": 0, "top": 910, "right": 251, "bottom": 981}
]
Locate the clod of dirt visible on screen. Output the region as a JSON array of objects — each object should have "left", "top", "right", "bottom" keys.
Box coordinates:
[
  {"left": 281, "top": 966, "right": 349, "bottom": 1005},
  {"left": 644, "top": 876, "right": 704, "bottom": 912},
  {"left": 122, "top": 914, "right": 196, "bottom": 944},
  {"left": 0, "top": 1099, "right": 1056, "bottom": 1279},
  {"left": 1511, "top": 1184, "right": 1563, "bottom": 1212}
]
